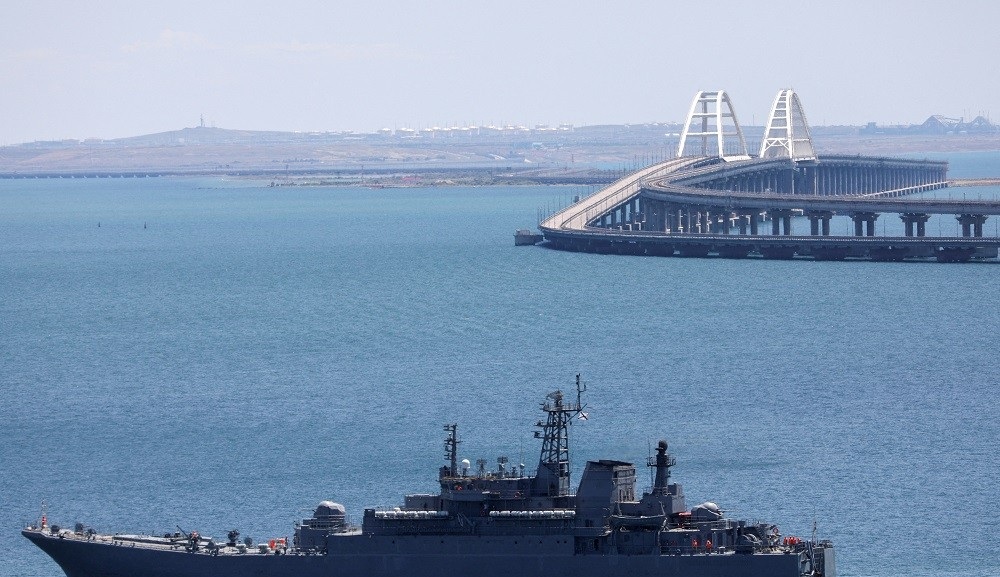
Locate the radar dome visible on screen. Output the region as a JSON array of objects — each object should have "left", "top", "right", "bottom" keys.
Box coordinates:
[
  {"left": 314, "top": 501, "right": 346, "bottom": 517},
  {"left": 691, "top": 502, "right": 722, "bottom": 521}
]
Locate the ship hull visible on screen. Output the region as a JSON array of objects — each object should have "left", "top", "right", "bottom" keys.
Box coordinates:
[{"left": 25, "top": 529, "right": 823, "bottom": 577}]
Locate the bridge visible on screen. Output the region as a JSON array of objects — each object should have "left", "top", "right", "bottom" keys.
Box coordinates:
[{"left": 538, "top": 90, "right": 1000, "bottom": 262}]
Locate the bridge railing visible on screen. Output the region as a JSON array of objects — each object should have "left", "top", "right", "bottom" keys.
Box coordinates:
[
  {"left": 642, "top": 178, "right": 1000, "bottom": 214},
  {"left": 540, "top": 157, "right": 707, "bottom": 231}
]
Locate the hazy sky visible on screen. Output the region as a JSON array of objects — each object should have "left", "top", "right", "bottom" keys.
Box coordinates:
[{"left": 2, "top": 0, "right": 998, "bottom": 143}]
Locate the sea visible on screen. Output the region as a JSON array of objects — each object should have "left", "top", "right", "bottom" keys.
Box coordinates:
[{"left": 2, "top": 150, "right": 999, "bottom": 577}]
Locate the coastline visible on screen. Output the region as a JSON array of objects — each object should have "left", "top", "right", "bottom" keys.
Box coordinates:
[{"left": 3, "top": 129, "right": 999, "bottom": 183}]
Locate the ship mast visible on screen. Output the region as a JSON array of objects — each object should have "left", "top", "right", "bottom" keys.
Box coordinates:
[
  {"left": 442, "top": 424, "right": 460, "bottom": 478},
  {"left": 532, "top": 374, "right": 586, "bottom": 497},
  {"left": 647, "top": 440, "right": 676, "bottom": 495}
]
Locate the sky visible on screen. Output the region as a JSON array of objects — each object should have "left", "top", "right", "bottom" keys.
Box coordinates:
[{"left": 2, "top": 0, "right": 998, "bottom": 144}]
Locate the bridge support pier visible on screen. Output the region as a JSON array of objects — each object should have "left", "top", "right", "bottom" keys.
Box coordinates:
[
  {"left": 806, "top": 211, "right": 834, "bottom": 236},
  {"left": 714, "top": 209, "right": 733, "bottom": 234},
  {"left": 663, "top": 207, "right": 677, "bottom": 233},
  {"left": 681, "top": 208, "right": 694, "bottom": 234},
  {"left": 851, "top": 212, "right": 879, "bottom": 236},
  {"left": 734, "top": 211, "right": 760, "bottom": 235},
  {"left": 900, "top": 213, "right": 930, "bottom": 237},
  {"left": 956, "top": 214, "right": 988, "bottom": 237},
  {"left": 795, "top": 165, "right": 819, "bottom": 195},
  {"left": 769, "top": 209, "right": 794, "bottom": 235}
]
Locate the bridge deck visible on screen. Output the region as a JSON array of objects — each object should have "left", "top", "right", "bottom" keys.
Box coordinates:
[
  {"left": 642, "top": 181, "right": 1000, "bottom": 215},
  {"left": 540, "top": 157, "right": 703, "bottom": 231},
  {"left": 537, "top": 154, "right": 1000, "bottom": 262}
]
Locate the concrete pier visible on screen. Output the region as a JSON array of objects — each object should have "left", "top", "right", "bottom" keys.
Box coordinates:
[
  {"left": 807, "top": 211, "right": 834, "bottom": 236},
  {"left": 850, "top": 212, "right": 879, "bottom": 237},
  {"left": 900, "top": 213, "right": 931, "bottom": 237},
  {"left": 956, "top": 214, "right": 988, "bottom": 237}
]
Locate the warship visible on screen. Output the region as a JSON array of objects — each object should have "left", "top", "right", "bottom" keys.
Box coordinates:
[{"left": 24, "top": 376, "right": 835, "bottom": 577}]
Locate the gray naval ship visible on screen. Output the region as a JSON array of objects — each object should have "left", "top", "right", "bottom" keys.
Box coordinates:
[{"left": 24, "top": 376, "right": 835, "bottom": 577}]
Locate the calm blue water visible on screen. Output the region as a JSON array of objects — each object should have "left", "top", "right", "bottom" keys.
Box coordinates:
[{"left": 2, "top": 154, "right": 999, "bottom": 577}]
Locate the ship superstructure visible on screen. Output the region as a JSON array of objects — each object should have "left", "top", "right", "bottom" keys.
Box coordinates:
[{"left": 24, "top": 375, "right": 835, "bottom": 577}]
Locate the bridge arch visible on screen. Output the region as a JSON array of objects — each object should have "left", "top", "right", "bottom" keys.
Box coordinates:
[
  {"left": 759, "top": 89, "right": 816, "bottom": 161},
  {"left": 677, "top": 91, "right": 749, "bottom": 160}
]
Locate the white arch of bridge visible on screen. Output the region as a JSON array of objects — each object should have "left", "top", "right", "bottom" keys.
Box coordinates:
[
  {"left": 759, "top": 89, "right": 816, "bottom": 161},
  {"left": 676, "top": 91, "right": 749, "bottom": 160}
]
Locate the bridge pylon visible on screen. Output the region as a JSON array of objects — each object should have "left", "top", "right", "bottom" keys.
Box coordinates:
[
  {"left": 759, "top": 89, "right": 816, "bottom": 161},
  {"left": 677, "top": 90, "right": 750, "bottom": 160}
]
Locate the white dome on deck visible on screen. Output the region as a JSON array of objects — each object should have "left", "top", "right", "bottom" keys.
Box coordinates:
[{"left": 315, "top": 501, "right": 346, "bottom": 517}]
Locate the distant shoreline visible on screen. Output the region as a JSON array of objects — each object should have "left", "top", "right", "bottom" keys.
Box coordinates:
[
  {"left": 0, "top": 165, "right": 621, "bottom": 187},
  {"left": 2, "top": 128, "right": 999, "bottom": 179}
]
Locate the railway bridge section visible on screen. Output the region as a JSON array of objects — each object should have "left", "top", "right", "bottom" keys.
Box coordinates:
[{"left": 539, "top": 90, "right": 1000, "bottom": 262}]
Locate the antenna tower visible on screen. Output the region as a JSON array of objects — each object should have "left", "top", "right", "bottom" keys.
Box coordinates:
[
  {"left": 443, "top": 424, "right": 459, "bottom": 477},
  {"left": 532, "top": 374, "right": 587, "bottom": 497}
]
